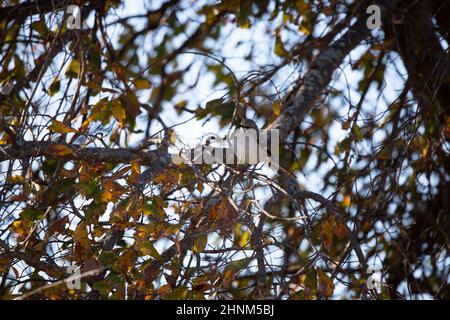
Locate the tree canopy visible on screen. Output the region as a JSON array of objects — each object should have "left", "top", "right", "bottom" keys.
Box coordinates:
[{"left": 0, "top": 0, "right": 448, "bottom": 299}]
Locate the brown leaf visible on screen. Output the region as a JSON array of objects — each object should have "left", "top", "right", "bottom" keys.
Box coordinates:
[
  {"left": 320, "top": 216, "right": 336, "bottom": 251},
  {"left": 48, "top": 217, "right": 68, "bottom": 237},
  {"left": 317, "top": 269, "right": 335, "bottom": 298},
  {"left": 157, "top": 283, "right": 172, "bottom": 296},
  {"left": 333, "top": 221, "right": 347, "bottom": 239},
  {"left": 47, "top": 144, "right": 73, "bottom": 156}
]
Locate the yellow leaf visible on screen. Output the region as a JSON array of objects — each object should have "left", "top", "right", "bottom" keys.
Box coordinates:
[
  {"left": 169, "top": 129, "right": 176, "bottom": 144},
  {"left": 110, "top": 127, "right": 120, "bottom": 144},
  {"left": 133, "top": 78, "right": 152, "bottom": 89},
  {"left": 12, "top": 220, "right": 28, "bottom": 237},
  {"left": 0, "top": 133, "right": 11, "bottom": 145},
  {"left": 65, "top": 59, "right": 80, "bottom": 77},
  {"left": 422, "top": 145, "right": 429, "bottom": 158},
  {"left": 48, "top": 120, "right": 76, "bottom": 133},
  {"left": 275, "top": 34, "right": 289, "bottom": 58},
  {"left": 239, "top": 230, "right": 250, "bottom": 248},
  {"left": 193, "top": 234, "right": 208, "bottom": 253},
  {"left": 299, "top": 25, "right": 311, "bottom": 35},
  {"left": 131, "top": 161, "right": 141, "bottom": 174},
  {"left": 81, "top": 116, "right": 94, "bottom": 131},
  {"left": 47, "top": 144, "right": 73, "bottom": 156},
  {"left": 175, "top": 100, "right": 187, "bottom": 110},
  {"left": 6, "top": 175, "right": 25, "bottom": 183},
  {"left": 209, "top": 203, "right": 218, "bottom": 221},
  {"left": 273, "top": 100, "right": 281, "bottom": 116},
  {"left": 112, "top": 99, "right": 126, "bottom": 122},
  {"left": 102, "top": 181, "right": 127, "bottom": 203}
]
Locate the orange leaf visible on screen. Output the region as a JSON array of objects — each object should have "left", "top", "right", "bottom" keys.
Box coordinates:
[
  {"left": 320, "top": 216, "right": 336, "bottom": 251},
  {"left": 342, "top": 195, "right": 351, "bottom": 208},
  {"left": 333, "top": 221, "right": 347, "bottom": 239}
]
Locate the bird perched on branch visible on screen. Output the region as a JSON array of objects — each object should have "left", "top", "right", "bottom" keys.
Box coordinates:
[{"left": 240, "top": 118, "right": 259, "bottom": 131}]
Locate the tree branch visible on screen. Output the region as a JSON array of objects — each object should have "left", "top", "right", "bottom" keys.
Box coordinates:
[{"left": 0, "top": 141, "right": 171, "bottom": 166}]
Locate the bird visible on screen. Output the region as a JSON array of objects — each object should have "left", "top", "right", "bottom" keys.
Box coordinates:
[
  {"left": 173, "top": 118, "right": 280, "bottom": 172},
  {"left": 231, "top": 118, "right": 260, "bottom": 165},
  {"left": 240, "top": 118, "right": 259, "bottom": 131}
]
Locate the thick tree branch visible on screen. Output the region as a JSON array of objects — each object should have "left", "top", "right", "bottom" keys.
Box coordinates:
[
  {"left": 268, "top": 0, "right": 398, "bottom": 140},
  {"left": 0, "top": 141, "right": 171, "bottom": 166},
  {"left": 0, "top": 0, "right": 92, "bottom": 23}
]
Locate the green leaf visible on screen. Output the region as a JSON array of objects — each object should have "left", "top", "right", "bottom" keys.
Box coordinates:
[
  {"left": 13, "top": 55, "right": 26, "bottom": 79},
  {"left": 303, "top": 268, "right": 317, "bottom": 297},
  {"left": 224, "top": 257, "right": 253, "bottom": 273},
  {"left": 196, "top": 99, "right": 235, "bottom": 121},
  {"left": 47, "top": 77, "right": 61, "bottom": 96},
  {"left": 20, "top": 208, "right": 44, "bottom": 222},
  {"left": 140, "top": 242, "right": 163, "bottom": 262},
  {"left": 31, "top": 21, "right": 49, "bottom": 37},
  {"left": 335, "top": 137, "right": 351, "bottom": 154},
  {"left": 65, "top": 60, "right": 81, "bottom": 78},
  {"left": 143, "top": 202, "right": 164, "bottom": 218},
  {"left": 165, "top": 286, "right": 189, "bottom": 299},
  {"left": 98, "top": 251, "right": 117, "bottom": 267},
  {"left": 353, "top": 124, "right": 363, "bottom": 141},
  {"left": 275, "top": 34, "right": 289, "bottom": 58},
  {"left": 92, "top": 281, "right": 110, "bottom": 295}
]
